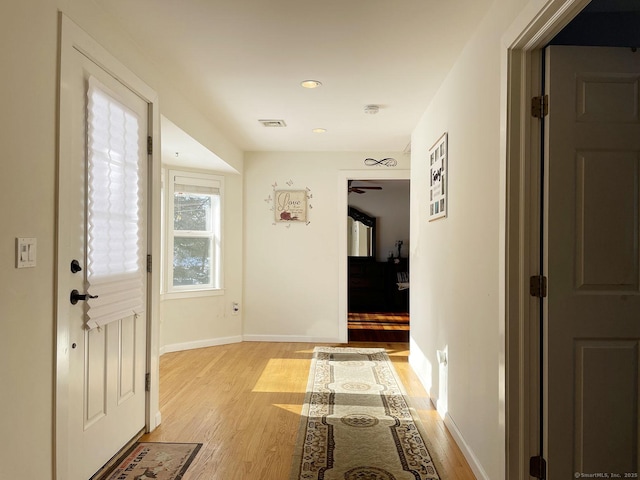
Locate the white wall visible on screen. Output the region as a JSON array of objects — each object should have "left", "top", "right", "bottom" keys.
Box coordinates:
[
  {"left": 0, "top": 4, "right": 58, "bottom": 479},
  {"left": 243, "top": 152, "right": 408, "bottom": 341},
  {"left": 408, "top": 1, "right": 528, "bottom": 479},
  {"left": 160, "top": 168, "right": 244, "bottom": 352},
  {"left": 0, "top": 2, "right": 242, "bottom": 479}
]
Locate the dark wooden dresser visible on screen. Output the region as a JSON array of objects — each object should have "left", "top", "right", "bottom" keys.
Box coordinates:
[{"left": 348, "top": 257, "right": 409, "bottom": 313}]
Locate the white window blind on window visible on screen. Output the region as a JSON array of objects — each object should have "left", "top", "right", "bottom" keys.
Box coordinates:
[
  {"left": 85, "top": 76, "right": 144, "bottom": 330},
  {"left": 174, "top": 177, "right": 220, "bottom": 195}
]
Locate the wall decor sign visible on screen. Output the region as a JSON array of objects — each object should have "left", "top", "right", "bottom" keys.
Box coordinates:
[
  {"left": 264, "top": 180, "right": 313, "bottom": 227},
  {"left": 428, "top": 132, "right": 448, "bottom": 221},
  {"left": 364, "top": 157, "right": 398, "bottom": 167},
  {"left": 275, "top": 189, "right": 307, "bottom": 222}
]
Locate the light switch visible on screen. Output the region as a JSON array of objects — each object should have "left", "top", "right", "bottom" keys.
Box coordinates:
[{"left": 16, "top": 237, "right": 37, "bottom": 268}]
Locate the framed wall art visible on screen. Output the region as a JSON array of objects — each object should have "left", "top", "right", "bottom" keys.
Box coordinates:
[
  {"left": 274, "top": 189, "right": 308, "bottom": 223},
  {"left": 264, "top": 180, "right": 313, "bottom": 227},
  {"left": 428, "top": 132, "right": 448, "bottom": 221}
]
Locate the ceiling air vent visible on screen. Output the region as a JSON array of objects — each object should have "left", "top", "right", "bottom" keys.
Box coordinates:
[{"left": 259, "top": 119, "right": 287, "bottom": 128}]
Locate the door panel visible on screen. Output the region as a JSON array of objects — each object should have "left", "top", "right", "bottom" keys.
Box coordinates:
[
  {"left": 546, "top": 46, "right": 640, "bottom": 479},
  {"left": 86, "top": 327, "right": 107, "bottom": 428},
  {"left": 119, "top": 316, "right": 137, "bottom": 402},
  {"left": 576, "top": 74, "right": 640, "bottom": 123},
  {"left": 574, "top": 340, "right": 639, "bottom": 473},
  {"left": 576, "top": 151, "right": 639, "bottom": 291}
]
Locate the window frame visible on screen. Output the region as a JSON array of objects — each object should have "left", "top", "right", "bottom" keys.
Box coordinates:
[{"left": 164, "top": 169, "right": 224, "bottom": 298}]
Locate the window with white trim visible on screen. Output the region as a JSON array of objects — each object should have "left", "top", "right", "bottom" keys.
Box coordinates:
[{"left": 166, "top": 170, "right": 222, "bottom": 294}]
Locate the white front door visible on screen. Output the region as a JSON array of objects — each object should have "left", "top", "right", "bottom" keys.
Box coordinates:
[
  {"left": 58, "top": 34, "right": 149, "bottom": 480},
  {"left": 545, "top": 45, "right": 640, "bottom": 478}
]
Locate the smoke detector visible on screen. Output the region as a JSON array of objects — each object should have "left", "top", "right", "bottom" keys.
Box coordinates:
[{"left": 364, "top": 104, "right": 380, "bottom": 115}]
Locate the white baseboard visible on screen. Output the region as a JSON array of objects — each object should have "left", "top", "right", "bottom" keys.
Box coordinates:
[
  {"left": 152, "top": 411, "right": 162, "bottom": 430},
  {"left": 408, "top": 337, "right": 489, "bottom": 480},
  {"left": 159, "top": 335, "right": 243, "bottom": 355},
  {"left": 242, "top": 334, "right": 342, "bottom": 343},
  {"left": 159, "top": 334, "right": 342, "bottom": 355},
  {"left": 443, "top": 413, "right": 489, "bottom": 480}
]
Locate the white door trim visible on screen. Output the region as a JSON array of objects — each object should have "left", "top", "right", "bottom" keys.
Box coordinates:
[
  {"left": 337, "top": 169, "right": 411, "bottom": 343},
  {"left": 56, "top": 13, "right": 161, "bottom": 480},
  {"left": 501, "top": 1, "right": 591, "bottom": 478}
]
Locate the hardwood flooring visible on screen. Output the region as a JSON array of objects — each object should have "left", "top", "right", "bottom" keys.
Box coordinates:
[
  {"left": 141, "top": 341, "right": 475, "bottom": 480},
  {"left": 348, "top": 312, "right": 410, "bottom": 342}
]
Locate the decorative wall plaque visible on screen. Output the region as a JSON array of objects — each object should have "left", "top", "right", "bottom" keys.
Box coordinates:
[
  {"left": 264, "top": 180, "right": 313, "bottom": 227},
  {"left": 428, "top": 133, "right": 447, "bottom": 221},
  {"left": 274, "top": 189, "right": 308, "bottom": 222}
]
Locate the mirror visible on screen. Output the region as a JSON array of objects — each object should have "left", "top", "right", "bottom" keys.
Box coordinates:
[{"left": 347, "top": 207, "right": 376, "bottom": 257}]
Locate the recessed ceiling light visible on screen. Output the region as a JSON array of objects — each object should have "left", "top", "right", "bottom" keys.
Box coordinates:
[
  {"left": 364, "top": 104, "right": 380, "bottom": 115},
  {"left": 312, "top": 128, "right": 327, "bottom": 134},
  {"left": 301, "top": 80, "right": 322, "bottom": 89}
]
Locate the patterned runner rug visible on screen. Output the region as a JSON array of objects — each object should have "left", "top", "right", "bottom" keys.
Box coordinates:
[
  {"left": 290, "top": 347, "right": 441, "bottom": 480},
  {"left": 97, "top": 442, "right": 201, "bottom": 480}
]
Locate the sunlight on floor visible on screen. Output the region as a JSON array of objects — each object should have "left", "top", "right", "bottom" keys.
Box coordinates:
[
  {"left": 387, "top": 348, "right": 410, "bottom": 357},
  {"left": 272, "top": 403, "right": 304, "bottom": 415}
]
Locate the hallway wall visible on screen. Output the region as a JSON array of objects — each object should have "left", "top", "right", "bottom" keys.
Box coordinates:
[{"left": 409, "top": 0, "right": 528, "bottom": 478}]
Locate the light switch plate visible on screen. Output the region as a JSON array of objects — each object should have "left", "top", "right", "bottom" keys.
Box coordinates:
[{"left": 16, "top": 237, "right": 37, "bottom": 268}]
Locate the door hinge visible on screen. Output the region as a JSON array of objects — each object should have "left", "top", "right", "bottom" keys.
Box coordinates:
[
  {"left": 145, "top": 373, "right": 151, "bottom": 392},
  {"left": 147, "top": 135, "right": 153, "bottom": 155},
  {"left": 146, "top": 254, "right": 152, "bottom": 273},
  {"left": 530, "top": 275, "right": 547, "bottom": 298},
  {"left": 530, "top": 455, "right": 547, "bottom": 480},
  {"left": 531, "top": 95, "right": 549, "bottom": 118}
]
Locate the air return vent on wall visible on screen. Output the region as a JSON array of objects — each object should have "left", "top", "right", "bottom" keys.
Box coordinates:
[{"left": 259, "top": 119, "right": 287, "bottom": 127}]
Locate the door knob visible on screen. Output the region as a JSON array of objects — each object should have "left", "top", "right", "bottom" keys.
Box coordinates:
[{"left": 70, "top": 289, "right": 98, "bottom": 305}]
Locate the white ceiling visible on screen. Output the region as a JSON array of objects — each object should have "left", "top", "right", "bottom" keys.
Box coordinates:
[{"left": 95, "top": 0, "right": 495, "bottom": 153}]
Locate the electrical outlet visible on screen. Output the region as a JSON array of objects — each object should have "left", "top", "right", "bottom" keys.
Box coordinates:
[
  {"left": 232, "top": 302, "right": 240, "bottom": 315},
  {"left": 436, "top": 350, "right": 448, "bottom": 366}
]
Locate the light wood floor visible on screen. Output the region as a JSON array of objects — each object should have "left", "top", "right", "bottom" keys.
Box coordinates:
[{"left": 141, "top": 341, "right": 476, "bottom": 479}]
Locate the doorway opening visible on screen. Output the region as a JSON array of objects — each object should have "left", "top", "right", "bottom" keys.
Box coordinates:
[
  {"left": 346, "top": 179, "right": 410, "bottom": 343},
  {"left": 503, "top": 0, "right": 640, "bottom": 477}
]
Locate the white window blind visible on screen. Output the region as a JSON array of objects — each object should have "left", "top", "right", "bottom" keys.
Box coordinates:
[
  {"left": 85, "top": 76, "right": 144, "bottom": 330},
  {"left": 174, "top": 178, "right": 220, "bottom": 196}
]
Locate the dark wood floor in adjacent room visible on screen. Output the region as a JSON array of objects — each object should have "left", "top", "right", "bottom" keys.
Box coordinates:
[
  {"left": 141, "top": 341, "right": 476, "bottom": 480},
  {"left": 348, "top": 311, "right": 410, "bottom": 342}
]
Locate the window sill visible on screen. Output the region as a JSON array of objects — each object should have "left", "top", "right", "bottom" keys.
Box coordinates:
[{"left": 161, "top": 289, "right": 225, "bottom": 301}]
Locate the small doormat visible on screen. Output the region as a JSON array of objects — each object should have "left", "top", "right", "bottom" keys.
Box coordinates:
[{"left": 99, "top": 442, "right": 201, "bottom": 480}]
